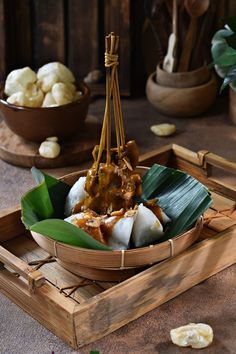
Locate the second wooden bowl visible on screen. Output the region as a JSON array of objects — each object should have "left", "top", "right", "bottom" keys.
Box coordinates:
[
  {"left": 146, "top": 72, "right": 218, "bottom": 117},
  {"left": 156, "top": 63, "right": 211, "bottom": 88}
]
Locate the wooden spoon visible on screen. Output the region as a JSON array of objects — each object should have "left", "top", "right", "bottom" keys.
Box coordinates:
[
  {"left": 190, "top": 0, "right": 217, "bottom": 69},
  {"left": 178, "top": 0, "right": 210, "bottom": 72},
  {"left": 163, "top": 0, "right": 178, "bottom": 72}
]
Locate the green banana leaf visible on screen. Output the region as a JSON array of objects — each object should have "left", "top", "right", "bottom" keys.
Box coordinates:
[
  {"left": 21, "top": 164, "right": 212, "bottom": 250},
  {"left": 21, "top": 168, "right": 111, "bottom": 251},
  {"left": 21, "top": 167, "right": 70, "bottom": 227},
  {"left": 31, "top": 219, "right": 111, "bottom": 251},
  {"left": 140, "top": 164, "right": 212, "bottom": 240}
]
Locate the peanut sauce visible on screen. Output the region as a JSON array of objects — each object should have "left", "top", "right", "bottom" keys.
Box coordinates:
[
  {"left": 82, "top": 144, "right": 142, "bottom": 215},
  {"left": 144, "top": 199, "right": 164, "bottom": 225},
  {"left": 71, "top": 210, "right": 107, "bottom": 245}
]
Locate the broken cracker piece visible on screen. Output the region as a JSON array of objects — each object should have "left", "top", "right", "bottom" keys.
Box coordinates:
[
  {"left": 170, "top": 323, "right": 213, "bottom": 349},
  {"left": 150, "top": 123, "right": 176, "bottom": 137}
]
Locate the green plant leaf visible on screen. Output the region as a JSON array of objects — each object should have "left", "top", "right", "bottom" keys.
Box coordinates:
[
  {"left": 212, "top": 28, "right": 233, "bottom": 44},
  {"left": 211, "top": 29, "right": 233, "bottom": 62},
  {"left": 212, "top": 46, "right": 236, "bottom": 67},
  {"left": 140, "top": 164, "right": 212, "bottom": 240},
  {"left": 31, "top": 219, "right": 111, "bottom": 250},
  {"left": 211, "top": 40, "right": 230, "bottom": 62},
  {"left": 220, "top": 64, "right": 236, "bottom": 91},
  {"left": 211, "top": 28, "right": 235, "bottom": 80}
]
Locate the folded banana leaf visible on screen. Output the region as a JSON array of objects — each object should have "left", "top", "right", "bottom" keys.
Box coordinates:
[
  {"left": 140, "top": 164, "right": 212, "bottom": 240},
  {"left": 21, "top": 167, "right": 111, "bottom": 251},
  {"left": 21, "top": 165, "right": 212, "bottom": 250}
]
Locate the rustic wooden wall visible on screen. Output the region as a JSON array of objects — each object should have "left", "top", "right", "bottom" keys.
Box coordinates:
[
  {"left": 0, "top": 0, "right": 145, "bottom": 96},
  {"left": 0, "top": 0, "right": 234, "bottom": 96}
]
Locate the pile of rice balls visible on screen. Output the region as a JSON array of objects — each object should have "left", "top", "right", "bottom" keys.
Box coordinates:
[{"left": 4, "top": 62, "right": 82, "bottom": 108}]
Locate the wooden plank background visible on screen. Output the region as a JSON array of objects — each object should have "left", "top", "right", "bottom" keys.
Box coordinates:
[
  {"left": 31, "top": 0, "right": 65, "bottom": 68},
  {"left": 67, "top": 0, "right": 100, "bottom": 81},
  {"left": 0, "top": 0, "right": 6, "bottom": 80},
  {"left": 2, "top": 0, "right": 32, "bottom": 73},
  {"left": 0, "top": 0, "right": 145, "bottom": 95},
  {"left": 104, "top": 0, "right": 131, "bottom": 93},
  {"left": 0, "top": 0, "right": 235, "bottom": 95}
]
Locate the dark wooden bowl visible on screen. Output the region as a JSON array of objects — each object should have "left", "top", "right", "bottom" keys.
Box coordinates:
[{"left": 0, "top": 82, "right": 90, "bottom": 143}]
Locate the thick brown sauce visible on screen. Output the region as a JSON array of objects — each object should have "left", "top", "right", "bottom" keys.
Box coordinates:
[
  {"left": 144, "top": 199, "right": 164, "bottom": 224},
  {"left": 69, "top": 140, "right": 167, "bottom": 245},
  {"left": 71, "top": 201, "right": 166, "bottom": 246},
  {"left": 82, "top": 141, "right": 142, "bottom": 215},
  {"left": 74, "top": 218, "right": 107, "bottom": 245}
]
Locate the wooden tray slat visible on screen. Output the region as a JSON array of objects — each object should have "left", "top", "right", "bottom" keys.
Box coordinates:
[
  {"left": 0, "top": 269, "right": 77, "bottom": 348},
  {"left": 211, "top": 191, "right": 236, "bottom": 211},
  {"left": 3, "top": 235, "right": 108, "bottom": 303},
  {"left": 0, "top": 144, "right": 236, "bottom": 348},
  {"left": 73, "top": 225, "right": 236, "bottom": 346}
]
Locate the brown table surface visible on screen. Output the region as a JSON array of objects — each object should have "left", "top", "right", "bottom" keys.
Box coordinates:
[{"left": 0, "top": 96, "right": 236, "bottom": 354}]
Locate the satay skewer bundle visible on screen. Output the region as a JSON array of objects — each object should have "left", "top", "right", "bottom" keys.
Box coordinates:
[{"left": 83, "top": 33, "right": 141, "bottom": 215}]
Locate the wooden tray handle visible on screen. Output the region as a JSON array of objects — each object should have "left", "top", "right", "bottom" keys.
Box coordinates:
[
  {"left": 0, "top": 246, "right": 45, "bottom": 293},
  {"left": 198, "top": 150, "right": 236, "bottom": 174},
  {"left": 204, "top": 153, "right": 236, "bottom": 175},
  {"left": 198, "top": 150, "right": 236, "bottom": 198}
]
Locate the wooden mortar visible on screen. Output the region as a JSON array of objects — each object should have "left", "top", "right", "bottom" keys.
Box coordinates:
[
  {"left": 156, "top": 62, "right": 211, "bottom": 88},
  {"left": 146, "top": 72, "right": 217, "bottom": 117}
]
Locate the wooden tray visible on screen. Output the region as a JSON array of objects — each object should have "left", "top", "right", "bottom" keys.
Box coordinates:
[
  {"left": 0, "top": 144, "right": 236, "bottom": 348},
  {"left": 0, "top": 115, "right": 100, "bottom": 168}
]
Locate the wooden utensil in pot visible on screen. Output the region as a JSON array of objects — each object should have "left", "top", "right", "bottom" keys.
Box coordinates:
[
  {"left": 190, "top": 0, "right": 217, "bottom": 69},
  {"left": 163, "top": 0, "right": 178, "bottom": 72},
  {"left": 178, "top": 0, "right": 210, "bottom": 72}
]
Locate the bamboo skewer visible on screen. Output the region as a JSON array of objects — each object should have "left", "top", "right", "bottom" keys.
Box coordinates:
[{"left": 95, "top": 32, "right": 125, "bottom": 172}]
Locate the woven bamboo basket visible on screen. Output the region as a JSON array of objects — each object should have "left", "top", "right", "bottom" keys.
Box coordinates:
[
  {"left": 30, "top": 34, "right": 203, "bottom": 281},
  {"left": 30, "top": 168, "right": 203, "bottom": 281}
]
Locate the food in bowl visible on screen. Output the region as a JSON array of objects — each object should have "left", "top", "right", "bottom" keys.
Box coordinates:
[
  {"left": 0, "top": 78, "right": 90, "bottom": 143},
  {"left": 63, "top": 139, "right": 172, "bottom": 250},
  {"left": 21, "top": 34, "right": 212, "bottom": 255},
  {"left": 4, "top": 62, "right": 83, "bottom": 108}
]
